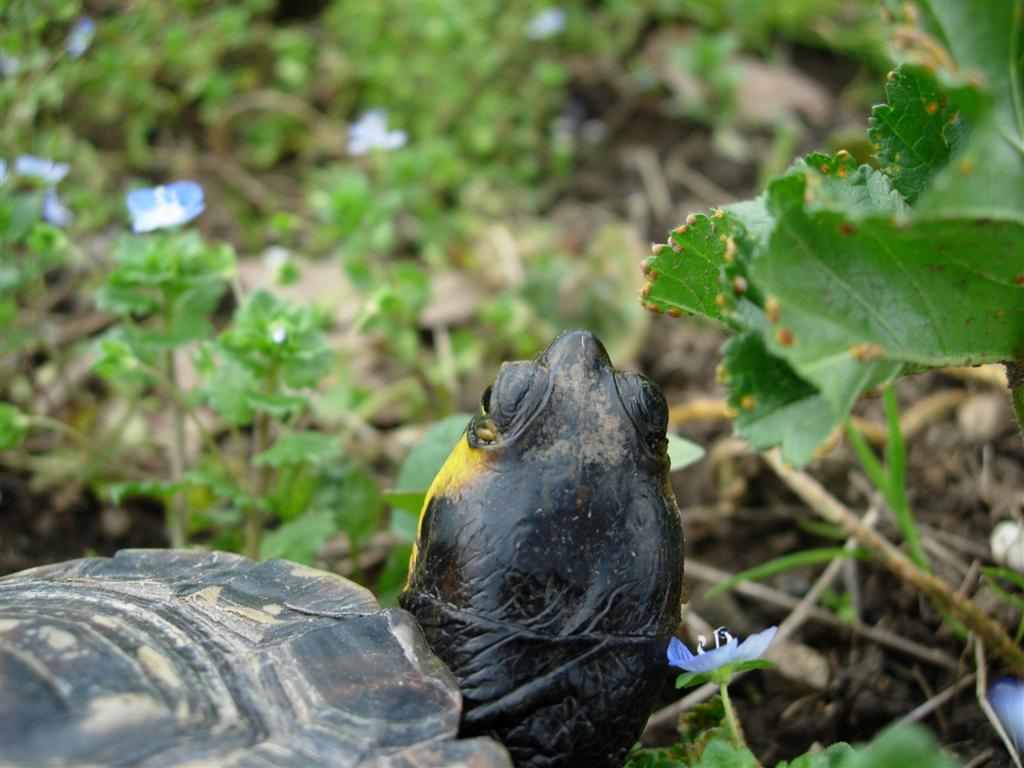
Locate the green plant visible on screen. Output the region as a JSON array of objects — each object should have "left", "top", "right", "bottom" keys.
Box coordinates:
[
  {"left": 632, "top": 616, "right": 962, "bottom": 768},
  {"left": 640, "top": 0, "right": 1023, "bottom": 674}
]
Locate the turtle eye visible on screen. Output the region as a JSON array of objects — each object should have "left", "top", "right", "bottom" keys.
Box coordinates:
[
  {"left": 618, "top": 372, "right": 669, "bottom": 453},
  {"left": 639, "top": 378, "right": 668, "bottom": 438},
  {"left": 489, "top": 362, "right": 539, "bottom": 429},
  {"left": 469, "top": 362, "right": 547, "bottom": 446}
]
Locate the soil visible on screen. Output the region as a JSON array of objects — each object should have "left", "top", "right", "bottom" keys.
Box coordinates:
[{"left": 2, "top": 22, "right": 1021, "bottom": 768}]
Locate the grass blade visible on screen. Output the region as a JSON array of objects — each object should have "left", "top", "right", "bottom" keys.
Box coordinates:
[{"left": 705, "top": 547, "right": 867, "bottom": 600}]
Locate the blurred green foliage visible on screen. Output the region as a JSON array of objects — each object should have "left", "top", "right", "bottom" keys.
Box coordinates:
[
  {"left": 1, "top": 0, "right": 887, "bottom": 567},
  {"left": 3, "top": 0, "right": 1001, "bottom": 762}
]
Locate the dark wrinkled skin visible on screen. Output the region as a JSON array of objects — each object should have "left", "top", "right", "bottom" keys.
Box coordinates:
[{"left": 400, "top": 330, "right": 685, "bottom": 768}]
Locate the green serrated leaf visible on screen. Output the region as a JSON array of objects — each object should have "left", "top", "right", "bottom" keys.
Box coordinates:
[
  {"left": 259, "top": 507, "right": 336, "bottom": 565},
  {"left": 667, "top": 433, "right": 705, "bottom": 472},
  {"left": 204, "top": 356, "right": 255, "bottom": 425},
  {"left": 916, "top": 0, "right": 1016, "bottom": 126},
  {"left": 723, "top": 196, "right": 773, "bottom": 245},
  {"left": 253, "top": 431, "right": 342, "bottom": 468},
  {"left": 919, "top": 108, "right": 1024, "bottom": 224},
  {"left": 0, "top": 403, "right": 29, "bottom": 451},
  {"left": 642, "top": 214, "right": 729, "bottom": 321},
  {"left": 219, "top": 288, "right": 332, "bottom": 387},
  {"left": 92, "top": 334, "right": 155, "bottom": 384},
  {"left": 723, "top": 332, "right": 834, "bottom": 465},
  {"left": 755, "top": 163, "right": 1022, "bottom": 417},
  {"left": 889, "top": 1, "right": 1024, "bottom": 223},
  {"left": 868, "top": 65, "right": 972, "bottom": 204},
  {"left": 94, "top": 284, "right": 163, "bottom": 315},
  {"left": 793, "top": 154, "right": 906, "bottom": 219}
]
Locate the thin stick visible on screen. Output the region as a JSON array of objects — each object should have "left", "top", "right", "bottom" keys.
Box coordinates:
[
  {"left": 1006, "top": 361, "right": 1024, "bottom": 443},
  {"left": 685, "top": 559, "right": 958, "bottom": 669},
  {"left": 764, "top": 449, "right": 1024, "bottom": 677},
  {"left": 975, "top": 639, "right": 1024, "bottom": 768},
  {"left": 647, "top": 554, "right": 958, "bottom": 732},
  {"left": 893, "top": 673, "right": 975, "bottom": 727},
  {"left": 775, "top": 509, "right": 879, "bottom": 645}
]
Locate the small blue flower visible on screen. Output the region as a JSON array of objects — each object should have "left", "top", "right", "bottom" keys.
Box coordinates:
[
  {"left": 16, "top": 155, "right": 70, "bottom": 184},
  {"left": 0, "top": 50, "right": 22, "bottom": 78},
  {"left": 525, "top": 8, "right": 566, "bottom": 40},
  {"left": 66, "top": 17, "right": 96, "bottom": 59},
  {"left": 42, "top": 188, "right": 74, "bottom": 227},
  {"left": 347, "top": 109, "right": 407, "bottom": 155},
  {"left": 0, "top": 159, "right": 7, "bottom": 185},
  {"left": 988, "top": 676, "right": 1023, "bottom": 750},
  {"left": 125, "top": 181, "right": 205, "bottom": 233},
  {"left": 668, "top": 626, "right": 778, "bottom": 674}
]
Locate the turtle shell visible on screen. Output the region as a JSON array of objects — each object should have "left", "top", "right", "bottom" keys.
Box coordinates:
[{"left": 0, "top": 549, "right": 511, "bottom": 768}]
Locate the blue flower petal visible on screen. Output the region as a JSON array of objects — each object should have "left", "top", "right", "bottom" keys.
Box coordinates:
[
  {"left": 125, "top": 180, "right": 204, "bottom": 233},
  {"left": 732, "top": 626, "right": 778, "bottom": 663},
  {"left": 667, "top": 636, "right": 695, "bottom": 667},
  {"left": 989, "top": 677, "right": 1024, "bottom": 749},
  {"left": 0, "top": 159, "right": 7, "bottom": 185},
  {"left": 0, "top": 50, "right": 22, "bottom": 78},
  {"left": 66, "top": 17, "right": 96, "bottom": 59},
  {"left": 42, "top": 188, "right": 74, "bottom": 227},
  {"left": 668, "top": 636, "right": 740, "bottom": 673},
  {"left": 347, "top": 109, "right": 407, "bottom": 155},
  {"left": 16, "top": 155, "right": 70, "bottom": 184},
  {"left": 668, "top": 627, "right": 778, "bottom": 674},
  {"left": 525, "top": 8, "right": 566, "bottom": 40}
]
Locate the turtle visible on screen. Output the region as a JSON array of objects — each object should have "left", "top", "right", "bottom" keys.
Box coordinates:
[
  {"left": 1, "top": 329, "right": 683, "bottom": 768},
  {"left": 400, "top": 329, "right": 685, "bottom": 768},
  {"left": 0, "top": 549, "right": 512, "bottom": 768}
]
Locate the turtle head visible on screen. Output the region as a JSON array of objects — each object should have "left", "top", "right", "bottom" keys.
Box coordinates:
[
  {"left": 468, "top": 328, "right": 670, "bottom": 463},
  {"left": 406, "top": 329, "right": 676, "bottom": 582}
]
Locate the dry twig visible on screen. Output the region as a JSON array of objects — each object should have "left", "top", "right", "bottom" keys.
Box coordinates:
[
  {"left": 764, "top": 450, "right": 1024, "bottom": 677},
  {"left": 974, "top": 640, "right": 1023, "bottom": 768}
]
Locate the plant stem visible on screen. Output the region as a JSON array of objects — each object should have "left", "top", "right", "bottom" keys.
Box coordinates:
[
  {"left": 1006, "top": 361, "right": 1024, "bottom": 443},
  {"left": 719, "top": 682, "right": 743, "bottom": 748},
  {"left": 243, "top": 371, "right": 277, "bottom": 560},
  {"left": 164, "top": 346, "right": 188, "bottom": 549},
  {"left": 765, "top": 449, "right": 1024, "bottom": 677},
  {"left": 242, "top": 415, "right": 268, "bottom": 560},
  {"left": 25, "top": 415, "right": 93, "bottom": 447}
]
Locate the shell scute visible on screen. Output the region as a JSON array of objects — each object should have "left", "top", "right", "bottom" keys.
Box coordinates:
[{"left": 0, "top": 549, "right": 511, "bottom": 767}]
